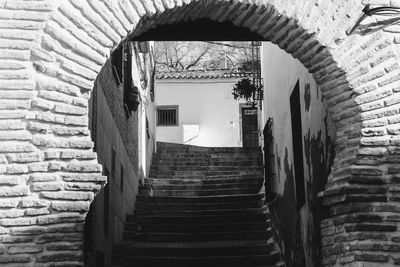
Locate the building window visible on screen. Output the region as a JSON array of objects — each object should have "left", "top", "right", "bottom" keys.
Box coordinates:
[
  {"left": 120, "top": 164, "right": 124, "bottom": 192},
  {"left": 111, "top": 45, "right": 123, "bottom": 86},
  {"left": 157, "top": 106, "right": 179, "bottom": 126}
]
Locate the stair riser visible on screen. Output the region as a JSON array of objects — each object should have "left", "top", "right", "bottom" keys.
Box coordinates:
[
  {"left": 146, "top": 183, "right": 262, "bottom": 191},
  {"left": 149, "top": 170, "right": 263, "bottom": 176},
  {"left": 134, "top": 200, "right": 264, "bottom": 211},
  {"left": 125, "top": 222, "right": 271, "bottom": 233},
  {"left": 134, "top": 208, "right": 268, "bottom": 217},
  {"left": 136, "top": 194, "right": 265, "bottom": 203},
  {"left": 152, "top": 188, "right": 261, "bottom": 197},
  {"left": 150, "top": 165, "right": 263, "bottom": 171},
  {"left": 127, "top": 214, "right": 268, "bottom": 224},
  {"left": 124, "top": 231, "right": 271, "bottom": 242},
  {"left": 152, "top": 161, "right": 263, "bottom": 167},
  {"left": 114, "top": 245, "right": 274, "bottom": 257},
  {"left": 145, "top": 177, "right": 263, "bottom": 185}
]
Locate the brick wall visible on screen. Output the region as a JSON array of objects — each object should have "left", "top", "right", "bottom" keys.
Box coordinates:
[{"left": 0, "top": 0, "right": 400, "bottom": 265}]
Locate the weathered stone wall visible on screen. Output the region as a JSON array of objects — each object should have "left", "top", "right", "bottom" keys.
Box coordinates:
[
  {"left": 87, "top": 58, "right": 141, "bottom": 266},
  {"left": 0, "top": 0, "right": 400, "bottom": 265}
]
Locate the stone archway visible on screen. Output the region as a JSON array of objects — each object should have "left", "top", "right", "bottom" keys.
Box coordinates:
[{"left": 1, "top": 0, "right": 400, "bottom": 265}]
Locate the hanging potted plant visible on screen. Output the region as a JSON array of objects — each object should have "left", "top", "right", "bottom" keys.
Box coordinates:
[{"left": 232, "top": 77, "right": 257, "bottom": 102}]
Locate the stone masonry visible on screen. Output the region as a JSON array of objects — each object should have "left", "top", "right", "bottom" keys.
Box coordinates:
[{"left": 0, "top": 0, "right": 400, "bottom": 265}]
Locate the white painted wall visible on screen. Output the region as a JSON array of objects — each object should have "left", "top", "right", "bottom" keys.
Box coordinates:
[
  {"left": 155, "top": 79, "right": 246, "bottom": 147},
  {"left": 261, "top": 42, "right": 336, "bottom": 267}
]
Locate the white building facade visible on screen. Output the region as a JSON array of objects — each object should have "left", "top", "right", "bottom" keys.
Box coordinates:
[{"left": 155, "top": 70, "right": 252, "bottom": 147}]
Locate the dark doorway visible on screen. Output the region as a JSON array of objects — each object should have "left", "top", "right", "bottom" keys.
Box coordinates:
[
  {"left": 242, "top": 107, "right": 258, "bottom": 148},
  {"left": 133, "top": 19, "right": 263, "bottom": 41},
  {"left": 290, "top": 80, "right": 306, "bottom": 210}
]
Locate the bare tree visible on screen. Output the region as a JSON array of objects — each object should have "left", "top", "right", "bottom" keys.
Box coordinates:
[{"left": 154, "top": 41, "right": 252, "bottom": 71}]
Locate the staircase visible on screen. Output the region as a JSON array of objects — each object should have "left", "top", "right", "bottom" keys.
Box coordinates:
[{"left": 112, "top": 142, "right": 281, "bottom": 266}]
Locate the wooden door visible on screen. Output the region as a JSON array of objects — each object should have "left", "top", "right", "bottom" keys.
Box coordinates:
[{"left": 242, "top": 107, "right": 258, "bottom": 148}]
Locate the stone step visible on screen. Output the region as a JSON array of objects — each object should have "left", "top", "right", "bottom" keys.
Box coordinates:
[
  {"left": 151, "top": 160, "right": 263, "bottom": 167},
  {"left": 112, "top": 143, "right": 279, "bottom": 267},
  {"left": 134, "top": 207, "right": 267, "bottom": 217},
  {"left": 135, "top": 193, "right": 265, "bottom": 204},
  {"left": 151, "top": 187, "right": 261, "bottom": 197},
  {"left": 127, "top": 213, "right": 269, "bottom": 225},
  {"left": 112, "top": 253, "right": 280, "bottom": 266},
  {"left": 124, "top": 230, "right": 272, "bottom": 242},
  {"left": 125, "top": 221, "right": 270, "bottom": 233},
  {"left": 146, "top": 181, "right": 262, "bottom": 191},
  {"left": 114, "top": 240, "right": 274, "bottom": 256},
  {"left": 145, "top": 176, "right": 263, "bottom": 185},
  {"left": 153, "top": 155, "right": 262, "bottom": 161},
  {"left": 150, "top": 165, "right": 263, "bottom": 171},
  {"left": 156, "top": 142, "right": 260, "bottom": 153},
  {"left": 135, "top": 199, "right": 264, "bottom": 211},
  {"left": 149, "top": 172, "right": 263, "bottom": 179}
]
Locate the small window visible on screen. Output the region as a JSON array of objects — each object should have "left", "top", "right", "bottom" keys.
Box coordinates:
[
  {"left": 157, "top": 106, "right": 179, "bottom": 126},
  {"left": 111, "top": 45, "right": 123, "bottom": 85}
]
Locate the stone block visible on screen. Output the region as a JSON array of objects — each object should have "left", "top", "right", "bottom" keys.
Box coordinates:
[
  {"left": 21, "top": 198, "right": 50, "bottom": 208},
  {"left": 25, "top": 208, "right": 50, "bottom": 216},
  {"left": 7, "top": 152, "right": 42, "bottom": 163},
  {"left": 0, "top": 186, "right": 29, "bottom": 197},
  {"left": 61, "top": 173, "right": 107, "bottom": 182},
  {"left": 51, "top": 201, "right": 89, "bottom": 212},
  {"left": 37, "top": 213, "right": 85, "bottom": 225},
  {"left": 31, "top": 182, "right": 63, "bottom": 192},
  {"left": 8, "top": 245, "right": 43, "bottom": 254},
  {"left": 0, "top": 217, "right": 37, "bottom": 226},
  {"left": 40, "top": 191, "right": 94, "bottom": 201}
]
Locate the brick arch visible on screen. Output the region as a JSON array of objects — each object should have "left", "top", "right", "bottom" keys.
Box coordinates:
[{"left": 1, "top": 0, "right": 400, "bottom": 265}]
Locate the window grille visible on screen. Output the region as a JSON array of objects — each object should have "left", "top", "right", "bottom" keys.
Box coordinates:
[{"left": 157, "top": 106, "right": 179, "bottom": 126}]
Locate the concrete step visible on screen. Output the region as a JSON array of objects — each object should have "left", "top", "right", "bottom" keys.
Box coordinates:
[
  {"left": 153, "top": 155, "right": 262, "bottom": 162},
  {"left": 151, "top": 160, "right": 263, "bottom": 167},
  {"left": 151, "top": 187, "right": 261, "bottom": 197},
  {"left": 150, "top": 172, "right": 263, "bottom": 180},
  {"left": 134, "top": 207, "right": 268, "bottom": 217},
  {"left": 112, "top": 253, "right": 280, "bottom": 267},
  {"left": 146, "top": 181, "right": 262, "bottom": 191},
  {"left": 125, "top": 221, "right": 270, "bottom": 233},
  {"left": 156, "top": 142, "right": 260, "bottom": 153},
  {"left": 124, "top": 230, "right": 272, "bottom": 242},
  {"left": 134, "top": 199, "right": 264, "bottom": 211},
  {"left": 112, "top": 143, "right": 279, "bottom": 267},
  {"left": 145, "top": 176, "right": 263, "bottom": 185},
  {"left": 136, "top": 193, "right": 265, "bottom": 204},
  {"left": 150, "top": 165, "right": 263, "bottom": 171},
  {"left": 127, "top": 212, "right": 269, "bottom": 225},
  {"left": 114, "top": 240, "right": 275, "bottom": 256}
]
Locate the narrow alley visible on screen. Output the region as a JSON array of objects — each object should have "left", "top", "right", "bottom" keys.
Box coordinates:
[{"left": 1, "top": 1, "right": 400, "bottom": 267}]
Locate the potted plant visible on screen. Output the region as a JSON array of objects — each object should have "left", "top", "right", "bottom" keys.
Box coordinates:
[{"left": 232, "top": 78, "right": 257, "bottom": 102}]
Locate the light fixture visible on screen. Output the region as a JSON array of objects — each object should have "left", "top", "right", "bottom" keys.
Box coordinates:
[{"left": 346, "top": 4, "right": 400, "bottom": 35}]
